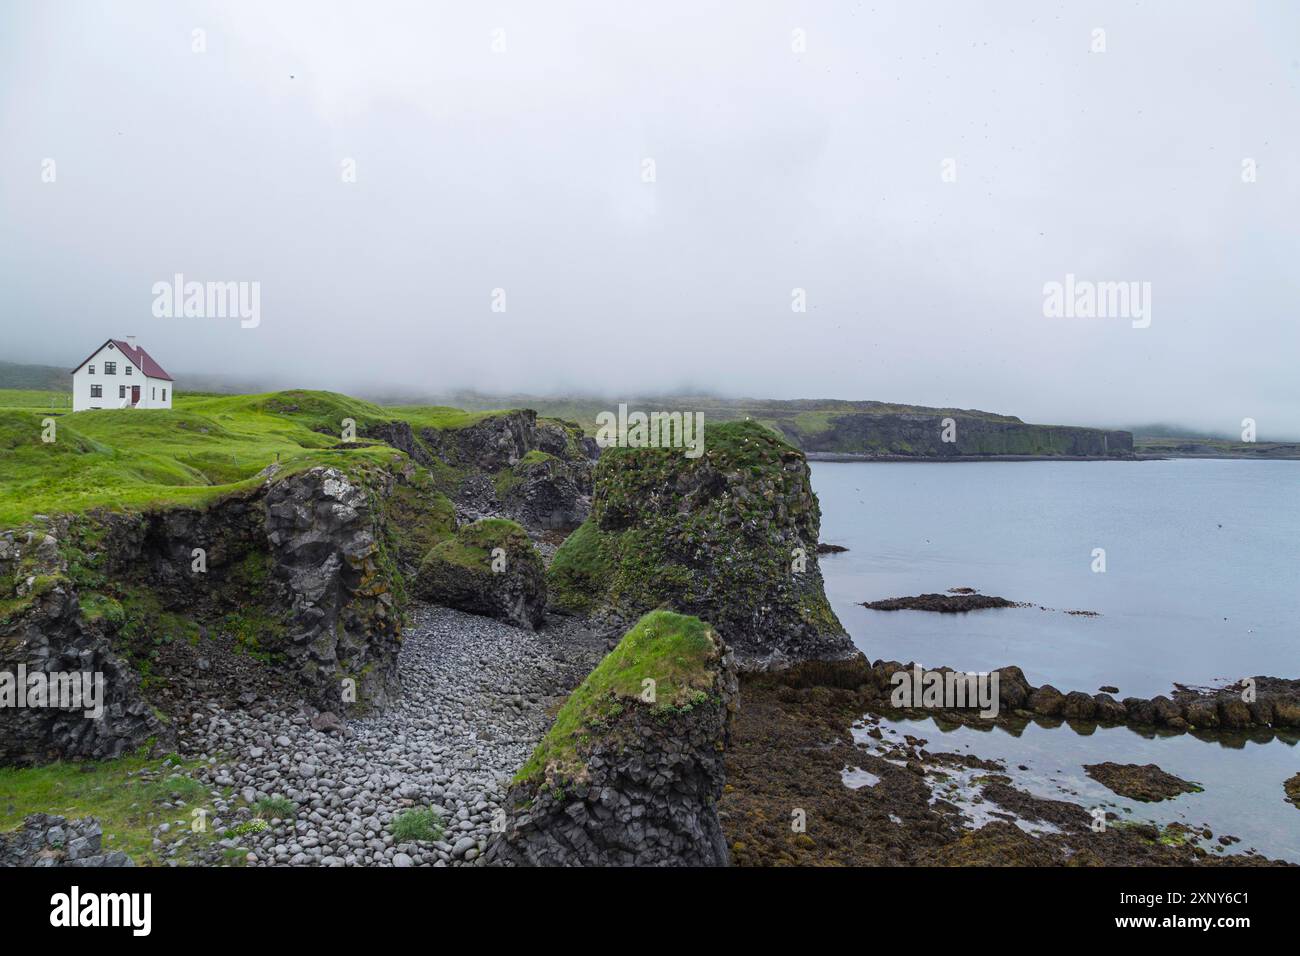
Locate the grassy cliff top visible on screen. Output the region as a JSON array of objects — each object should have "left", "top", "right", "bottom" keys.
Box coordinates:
[
  {"left": 514, "top": 610, "right": 722, "bottom": 786},
  {"left": 0, "top": 389, "right": 519, "bottom": 529}
]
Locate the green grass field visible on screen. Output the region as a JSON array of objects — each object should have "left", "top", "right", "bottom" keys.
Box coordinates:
[{"left": 0, "top": 388, "right": 515, "bottom": 528}]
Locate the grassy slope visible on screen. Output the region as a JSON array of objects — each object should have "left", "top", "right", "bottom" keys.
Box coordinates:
[
  {"left": 0, "top": 389, "right": 518, "bottom": 528},
  {"left": 514, "top": 610, "right": 720, "bottom": 785},
  {"left": 0, "top": 747, "right": 221, "bottom": 865}
]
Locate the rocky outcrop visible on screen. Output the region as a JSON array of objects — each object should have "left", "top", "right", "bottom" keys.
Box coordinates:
[
  {"left": 1, "top": 458, "right": 443, "bottom": 764},
  {"left": 810, "top": 656, "right": 1300, "bottom": 735},
  {"left": 0, "top": 813, "right": 133, "bottom": 867},
  {"left": 364, "top": 412, "right": 596, "bottom": 531},
  {"left": 264, "top": 467, "right": 403, "bottom": 710},
  {"left": 487, "top": 611, "right": 737, "bottom": 866},
  {"left": 414, "top": 519, "right": 546, "bottom": 630},
  {"left": 548, "top": 420, "right": 857, "bottom": 667},
  {"left": 0, "top": 530, "right": 166, "bottom": 765}
]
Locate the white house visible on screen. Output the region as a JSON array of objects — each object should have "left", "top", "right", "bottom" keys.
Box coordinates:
[{"left": 71, "top": 338, "right": 174, "bottom": 411}]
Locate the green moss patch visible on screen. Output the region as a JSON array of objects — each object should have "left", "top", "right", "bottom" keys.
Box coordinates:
[{"left": 422, "top": 517, "right": 530, "bottom": 573}]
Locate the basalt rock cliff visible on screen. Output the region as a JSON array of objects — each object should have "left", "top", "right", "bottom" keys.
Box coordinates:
[
  {"left": 548, "top": 420, "right": 858, "bottom": 667},
  {"left": 486, "top": 611, "right": 737, "bottom": 867},
  {"left": 0, "top": 457, "right": 454, "bottom": 765}
]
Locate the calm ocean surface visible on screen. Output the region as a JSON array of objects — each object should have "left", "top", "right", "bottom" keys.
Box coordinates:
[
  {"left": 812, "top": 459, "right": 1300, "bottom": 698},
  {"left": 811, "top": 459, "right": 1300, "bottom": 861}
]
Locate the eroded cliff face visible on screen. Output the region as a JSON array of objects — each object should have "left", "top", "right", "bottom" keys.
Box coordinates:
[
  {"left": 0, "top": 460, "right": 448, "bottom": 765},
  {"left": 487, "top": 611, "right": 738, "bottom": 867},
  {"left": 0, "top": 531, "right": 165, "bottom": 765},
  {"left": 783, "top": 412, "right": 1133, "bottom": 458},
  {"left": 548, "top": 420, "right": 858, "bottom": 668},
  {"left": 364, "top": 412, "right": 597, "bottom": 530}
]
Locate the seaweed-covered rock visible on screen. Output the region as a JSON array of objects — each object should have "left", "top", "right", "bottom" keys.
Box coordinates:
[
  {"left": 415, "top": 519, "right": 545, "bottom": 629},
  {"left": 486, "top": 611, "right": 737, "bottom": 866},
  {"left": 1083, "top": 762, "right": 1203, "bottom": 802},
  {"left": 547, "top": 420, "right": 855, "bottom": 667}
]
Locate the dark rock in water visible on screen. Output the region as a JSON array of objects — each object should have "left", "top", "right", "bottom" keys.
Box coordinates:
[
  {"left": 1028, "top": 684, "right": 1065, "bottom": 716},
  {"left": 863, "top": 592, "right": 1022, "bottom": 612},
  {"left": 1092, "top": 693, "right": 1127, "bottom": 722},
  {"left": 995, "top": 665, "right": 1032, "bottom": 710},
  {"left": 547, "top": 420, "right": 856, "bottom": 668},
  {"left": 0, "top": 813, "right": 133, "bottom": 867},
  {"left": 415, "top": 519, "right": 546, "bottom": 630},
  {"left": 1285, "top": 773, "right": 1300, "bottom": 810},
  {"left": 487, "top": 611, "right": 738, "bottom": 866},
  {"left": 1060, "top": 690, "right": 1097, "bottom": 720},
  {"left": 816, "top": 542, "right": 848, "bottom": 554},
  {"left": 1083, "top": 762, "right": 1203, "bottom": 802}
]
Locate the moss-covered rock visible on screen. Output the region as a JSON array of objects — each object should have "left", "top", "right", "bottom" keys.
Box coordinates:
[
  {"left": 547, "top": 420, "right": 855, "bottom": 667},
  {"left": 415, "top": 518, "right": 545, "bottom": 630},
  {"left": 487, "top": 611, "right": 737, "bottom": 866}
]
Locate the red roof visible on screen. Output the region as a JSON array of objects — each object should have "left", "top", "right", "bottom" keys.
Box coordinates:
[{"left": 71, "top": 339, "right": 174, "bottom": 382}]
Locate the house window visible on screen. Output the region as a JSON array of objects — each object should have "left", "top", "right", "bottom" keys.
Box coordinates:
[
  {"left": 161, "top": 389, "right": 167, "bottom": 401},
  {"left": 125, "top": 365, "right": 132, "bottom": 375},
  {"left": 88, "top": 365, "right": 95, "bottom": 374},
  {"left": 119, "top": 386, "right": 126, "bottom": 398},
  {"left": 90, "top": 385, "right": 102, "bottom": 398},
  {"left": 152, "top": 387, "right": 156, "bottom": 400},
  {"left": 104, "top": 362, "right": 116, "bottom": 375}
]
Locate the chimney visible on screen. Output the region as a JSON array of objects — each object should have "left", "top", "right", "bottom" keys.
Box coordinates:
[{"left": 126, "top": 335, "right": 137, "bottom": 352}]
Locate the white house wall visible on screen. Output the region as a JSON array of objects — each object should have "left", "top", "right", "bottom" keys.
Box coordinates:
[{"left": 71, "top": 343, "right": 173, "bottom": 411}]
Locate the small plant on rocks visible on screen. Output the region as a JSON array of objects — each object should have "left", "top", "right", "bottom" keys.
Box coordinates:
[
  {"left": 254, "top": 796, "right": 296, "bottom": 820},
  {"left": 391, "top": 807, "right": 443, "bottom": 843}
]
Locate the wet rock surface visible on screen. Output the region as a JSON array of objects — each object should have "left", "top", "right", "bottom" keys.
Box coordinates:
[
  {"left": 720, "top": 669, "right": 1289, "bottom": 867},
  {"left": 1083, "top": 762, "right": 1203, "bottom": 802}
]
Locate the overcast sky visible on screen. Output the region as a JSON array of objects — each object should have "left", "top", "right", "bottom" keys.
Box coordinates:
[{"left": 2, "top": 1, "right": 1297, "bottom": 436}]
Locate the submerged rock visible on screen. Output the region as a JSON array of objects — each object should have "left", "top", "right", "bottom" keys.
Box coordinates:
[
  {"left": 486, "top": 611, "right": 738, "bottom": 866},
  {"left": 1083, "top": 762, "right": 1203, "bottom": 802}
]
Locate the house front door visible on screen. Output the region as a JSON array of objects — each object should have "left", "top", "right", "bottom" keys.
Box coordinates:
[{"left": 131, "top": 386, "right": 140, "bottom": 406}]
